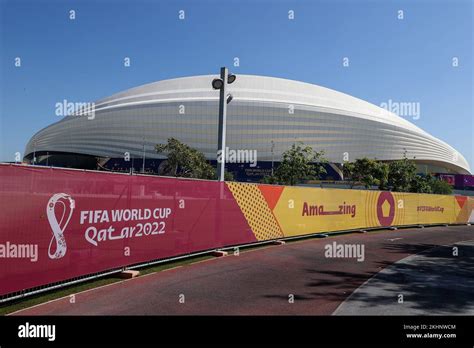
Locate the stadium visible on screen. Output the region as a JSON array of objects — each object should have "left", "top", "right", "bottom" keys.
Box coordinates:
[{"left": 24, "top": 75, "right": 471, "bottom": 181}]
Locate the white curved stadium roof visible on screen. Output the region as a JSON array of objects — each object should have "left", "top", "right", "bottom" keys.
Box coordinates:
[{"left": 25, "top": 75, "right": 471, "bottom": 174}]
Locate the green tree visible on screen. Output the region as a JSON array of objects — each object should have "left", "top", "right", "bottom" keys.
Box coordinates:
[
  {"left": 373, "top": 161, "right": 389, "bottom": 190},
  {"left": 427, "top": 176, "right": 453, "bottom": 195},
  {"left": 387, "top": 157, "right": 418, "bottom": 192},
  {"left": 342, "top": 162, "right": 356, "bottom": 188},
  {"left": 261, "top": 174, "right": 279, "bottom": 185},
  {"left": 263, "top": 143, "right": 327, "bottom": 186},
  {"left": 223, "top": 170, "right": 235, "bottom": 181},
  {"left": 409, "top": 174, "right": 453, "bottom": 195},
  {"left": 343, "top": 158, "right": 388, "bottom": 190},
  {"left": 409, "top": 175, "right": 433, "bottom": 194},
  {"left": 155, "top": 138, "right": 216, "bottom": 179}
]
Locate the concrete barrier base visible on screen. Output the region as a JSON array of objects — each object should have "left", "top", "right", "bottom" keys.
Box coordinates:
[
  {"left": 211, "top": 250, "right": 228, "bottom": 257},
  {"left": 118, "top": 270, "right": 140, "bottom": 279}
]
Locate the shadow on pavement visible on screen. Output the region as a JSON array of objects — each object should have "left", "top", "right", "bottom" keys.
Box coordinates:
[{"left": 338, "top": 242, "right": 474, "bottom": 314}]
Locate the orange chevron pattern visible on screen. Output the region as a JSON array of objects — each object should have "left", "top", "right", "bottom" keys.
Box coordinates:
[{"left": 226, "top": 182, "right": 284, "bottom": 241}]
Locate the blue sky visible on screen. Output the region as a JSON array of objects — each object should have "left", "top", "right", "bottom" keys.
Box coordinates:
[{"left": 0, "top": 0, "right": 472, "bottom": 167}]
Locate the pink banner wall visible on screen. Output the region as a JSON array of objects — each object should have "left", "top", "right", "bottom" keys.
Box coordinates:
[{"left": 0, "top": 165, "right": 255, "bottom": 296}]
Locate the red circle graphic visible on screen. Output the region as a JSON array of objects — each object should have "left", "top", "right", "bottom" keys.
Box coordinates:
[{"left": 377, "top": 191, "right": 395, "bottom": 227}]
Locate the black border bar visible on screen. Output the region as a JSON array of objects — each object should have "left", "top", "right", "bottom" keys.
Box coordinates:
[{"left": 1, "top": 315, "right": 473, "bottom": 346}]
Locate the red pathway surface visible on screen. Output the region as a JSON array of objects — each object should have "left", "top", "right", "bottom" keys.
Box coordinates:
[{"left": 11, "top": 225, "right": 474, "bottom": 315}]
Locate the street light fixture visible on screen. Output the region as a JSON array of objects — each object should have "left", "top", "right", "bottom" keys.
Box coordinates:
[
  {"left": 227, "top": 74, "right": 236, "bottom": 84},
  {"left": 212, "top": 67, "right": 236, "bottom": 181},
  {"left": 212, "top": 73, "right": 235, "bottom": 91},
  {"left": 212, "top": 79, "right": 224, "bottom": 90}
]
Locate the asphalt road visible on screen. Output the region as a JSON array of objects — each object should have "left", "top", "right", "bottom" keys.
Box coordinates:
[
  {"left": 334, "top": 239, "right": 474, "bottom": 315},
  {"left": 11, "top": 225, "right": 474, "bottom": 315}
]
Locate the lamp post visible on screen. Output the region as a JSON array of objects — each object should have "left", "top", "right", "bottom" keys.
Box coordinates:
[
  {"left": 33, "top": 139, "right": 37, "bottom": 165},
  {"left": 212, "top": 67, "right": 236, "bottom": 181},
  {"left": 271, "top": 140, "right": 275, "bottom": 175},
  {"left": 142, "top": 137, "right": 146, "bottom": 173}
]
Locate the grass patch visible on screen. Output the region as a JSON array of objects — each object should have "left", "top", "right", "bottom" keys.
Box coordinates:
[
  {"left": 134, "top": 255, "right": 212, "bottom": 275},
  {"left": 0, "top": 277, "right": 120, "bottom": 316},
  {"left": 0, "top": 254, "right": 213, "bottom": 315}
]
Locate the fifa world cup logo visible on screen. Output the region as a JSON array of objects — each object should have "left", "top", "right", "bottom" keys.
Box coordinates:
[{"left": 46, "top": 193, "right": 75, "bottom": 259}]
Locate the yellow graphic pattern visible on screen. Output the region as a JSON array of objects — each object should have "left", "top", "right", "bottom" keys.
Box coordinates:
[
  {"left": 365, "top": 191, "right": 380, "bottom": 228},
  {"left": 226, "top": 182, "right": 284, "bottom": 241},
  {"left": 228, "top": 181, "right": 473, "bottom": 241}
]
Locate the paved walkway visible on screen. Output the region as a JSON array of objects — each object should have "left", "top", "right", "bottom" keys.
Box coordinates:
[
  {"left": 334, "top": 239, "right": 474, "bottom": 315},
  {"left": 11, "top": 225, "right": 474, "bottom": 315}
]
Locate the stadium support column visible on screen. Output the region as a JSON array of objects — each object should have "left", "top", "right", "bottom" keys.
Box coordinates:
[{"left": 217, "top": 67, "right": 228, "bottom": 182}]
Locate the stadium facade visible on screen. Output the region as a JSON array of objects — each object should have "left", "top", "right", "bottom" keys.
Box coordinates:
[{"left": 24, "top": 75, "right": 471, "bottom": 181}]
